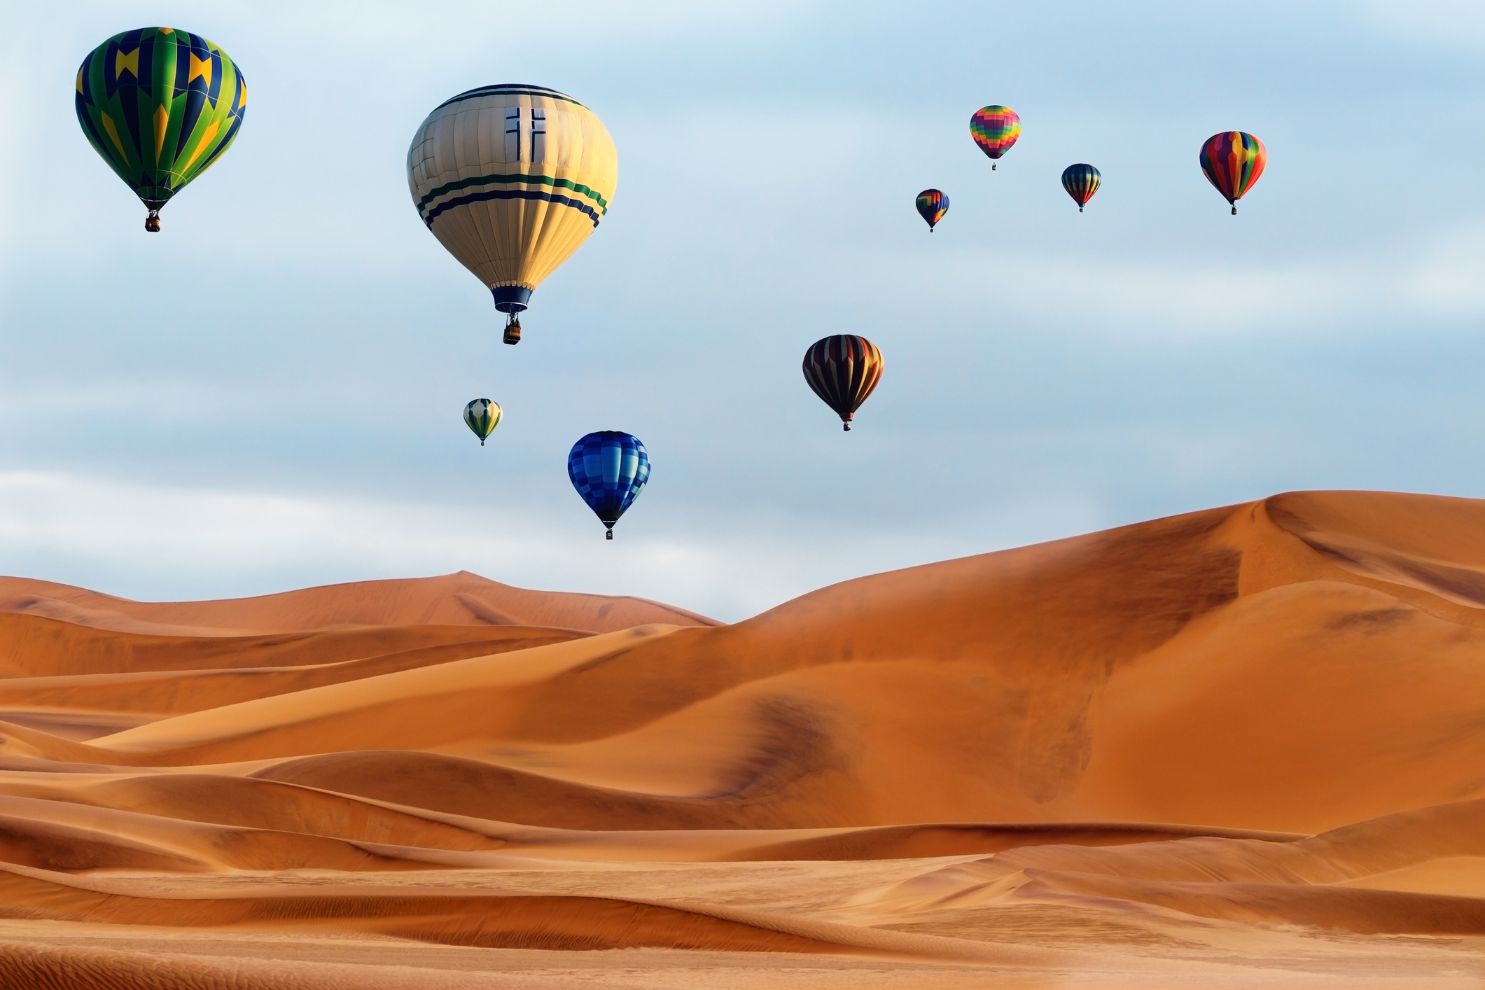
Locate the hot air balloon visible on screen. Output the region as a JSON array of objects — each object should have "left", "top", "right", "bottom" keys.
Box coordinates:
[
  {"left": 568, "top": 432, "right": 650, "bottom": 540},
  {"left": 464, "top": 398, "right": 502, "bottom": 446},
  {"left": 1061, "top": 164, "right": 1101, "bottom": 213},
  {"left": 408, "top": 85, "right": 618, "bottom": 345},
  {"left": 970, "top": 106, "right": 1020, "bottom": 169},
  {"left": 915, "top": 189, "right": 949, "bottom": 231},
  {"left": 803, "top": 335, "right": 883, "bottom": 432},
  {"left": 1199, "top": 131, "right": 1266, "bottom": 215},
  {"left": 75, "top": 27, "right": 247, "bottom": 232}
]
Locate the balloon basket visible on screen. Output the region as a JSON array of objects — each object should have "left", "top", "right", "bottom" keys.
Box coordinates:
[{"left": 605, "top": 530, "right": 614, "bottom": 540}]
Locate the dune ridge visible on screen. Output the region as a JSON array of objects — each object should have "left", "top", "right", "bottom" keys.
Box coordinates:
[{"left": 0, "top": 490, "right": 1483, "bottom": 986}]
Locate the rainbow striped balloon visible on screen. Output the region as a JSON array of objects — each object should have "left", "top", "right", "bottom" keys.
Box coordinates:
[
  {"left": 969, "top": 105, "right": 1020, "bottom": 169},
  {"left": 1199, "top": 131, "right": 1266, "bottom": 215},
  {"left": 1060, "top": 164, "right": 1101, "bottom": 213},
  {"left": 915, "top": 188, "right": 948, "bottom": 231}
]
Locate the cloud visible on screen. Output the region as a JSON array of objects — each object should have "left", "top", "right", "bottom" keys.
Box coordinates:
[
  {"left": 853, "top": 213, "right": 1485, "bottom": 341},
  {"left": 1366, "top": 0, "right": 1485, "bottom": 48},
  {"left": 1401, "top": 218, "right": 1485, "bottom": 315},
  {"left": 209, "top": 0, "right": 820, "bottom": 49},
  {"left": 0, "top": 469, "right": 1109, "bottom": 622}
]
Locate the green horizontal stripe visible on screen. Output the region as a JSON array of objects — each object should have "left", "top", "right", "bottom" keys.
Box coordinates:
[{"left": 418, "top": 172, "right": 609, "bottom": 215}]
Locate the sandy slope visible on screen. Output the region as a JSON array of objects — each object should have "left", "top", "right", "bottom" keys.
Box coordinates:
[{"left": 0, "top": 490, "right": 1483, "bottom": 987}]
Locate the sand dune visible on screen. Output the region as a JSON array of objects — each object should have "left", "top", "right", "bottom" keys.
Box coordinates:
[
  {"left": 0, "top": 570, "right": 716, "bottom": 636},
  {"left": 0, "top": 490, "right": 1483, "bottom": 986}
]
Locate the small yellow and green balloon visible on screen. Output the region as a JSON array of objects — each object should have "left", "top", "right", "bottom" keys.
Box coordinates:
[
  {"left": 75, "top": 27, "right": 246, "bottom": 231},
  {"left": 464, "top": 399, "right": 502, "bottom": 446}
]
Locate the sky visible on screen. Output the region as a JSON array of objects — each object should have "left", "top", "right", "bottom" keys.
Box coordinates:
[{"left": 4, "top": 1, "right": 1485, "bottom": 621}]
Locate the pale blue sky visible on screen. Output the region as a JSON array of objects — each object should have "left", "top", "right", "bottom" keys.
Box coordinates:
[{"left": 3, "top": 1, "right": 1485, "bottom": 619}]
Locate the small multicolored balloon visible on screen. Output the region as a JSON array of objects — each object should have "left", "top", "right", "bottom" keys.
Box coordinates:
[
  {"left": 969, "top": 105, "right": 1020, "bottom": 169},
  {"left": 802, "top": 335, "right": 884, "bottom": 432},
  {"left": 75, "top": 27, "right": 248, "bottom": 232},
  {"left": 915, "top": 189, "right": 949, "bottom": 231},
  {"left": 463, "top": 398, "right": 502, "bottom": 446},
  {"left": 1061, "top": 164, "right": 1101, "bottom": 213},
  {"left": 568, "top": 431, "right": 650, "bottom": 540},
  {"left": 1199, "top": 131, "right": 1266, "bottom": 215}
]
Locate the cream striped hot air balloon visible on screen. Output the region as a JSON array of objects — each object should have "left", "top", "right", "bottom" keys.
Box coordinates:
[{"left": 408, "top": 84, "right": 617, "bottom": 345}]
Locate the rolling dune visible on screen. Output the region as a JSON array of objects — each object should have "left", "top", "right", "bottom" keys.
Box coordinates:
[{"left": 0, "top": 491, "right": 1483, "bottom": 987}]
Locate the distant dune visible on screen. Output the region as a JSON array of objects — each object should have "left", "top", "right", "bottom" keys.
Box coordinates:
[{"left": 0, "top": 491, "right": 1483, "bottom": 988}]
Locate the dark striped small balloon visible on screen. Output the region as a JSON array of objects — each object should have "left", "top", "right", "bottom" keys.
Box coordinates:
[
  {"left": 1060, "top": 164, "right": 1101, "bottom": 213},
  {"left": 802, "top": 335, "right": 884, "bottom": 431},
  {"left": 915, "top": 188, "right": 949, "bottom": 231}
]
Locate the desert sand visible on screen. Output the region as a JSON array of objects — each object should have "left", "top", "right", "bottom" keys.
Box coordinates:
[{"left": 0, "top": 490, "right": 1483, "bottom": 987}]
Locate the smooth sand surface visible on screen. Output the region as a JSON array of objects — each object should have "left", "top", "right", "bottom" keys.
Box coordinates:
[{"left": 0, "top": 491, "right": 1483, "bottom": 987}]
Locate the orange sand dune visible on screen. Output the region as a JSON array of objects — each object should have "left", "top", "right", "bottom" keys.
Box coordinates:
[
  {"left": 0, "top": 490, "right": 1483, "bottom": 987},
  {"left": 0, "top": 570, "right": 716, "bottom": 635}
]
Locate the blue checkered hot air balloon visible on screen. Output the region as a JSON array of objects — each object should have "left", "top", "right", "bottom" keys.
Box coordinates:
[{"left": 568, "top": 432, "right": 650, "bottom": 540}]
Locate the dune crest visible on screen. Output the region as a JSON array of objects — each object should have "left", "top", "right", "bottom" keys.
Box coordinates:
[{"left": 0, "top": 491, "right": 1482, "bottom": 987}]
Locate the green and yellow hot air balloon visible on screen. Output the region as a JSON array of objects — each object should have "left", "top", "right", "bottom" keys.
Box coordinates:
[
  {"left": 75, "top": 27, "right": 247, "bottom": 232},
  {"left": 464, "top": 398, "right": 502, "bottom": 446}
]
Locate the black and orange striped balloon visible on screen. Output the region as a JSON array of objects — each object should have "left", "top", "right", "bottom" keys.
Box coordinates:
[
  {"left": 1060, "top": 163, "right": 1101, "bottom": 213},
  {"left": 802, "top": 335, "right": 883, "bottom": 432}
]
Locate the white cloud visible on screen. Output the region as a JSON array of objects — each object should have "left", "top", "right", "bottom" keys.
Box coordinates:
[
  {"left": 202, "top": 0, "right": 819, "bottom": 49},
  {"left": 861, "top": 214, "right": 1485, "bottom": 340},
  {"left": 0, "top": 470, "right": 1109, "bottom": 622},
  {"left": 1366, "top": 0, "right": 1485, "bottom": 47},
  {"left": 1401, "top": 218, "right": 1485, "bottom": 315}
]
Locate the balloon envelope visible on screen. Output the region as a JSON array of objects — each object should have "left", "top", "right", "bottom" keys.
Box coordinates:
[
  {"left": 915, "top": 189, "right": 948, "bottom": 230},
  {"left": 802, "top": 335, "right": 884, "bottom": 431},
  {"left": 408, "top": 85, "right": 617, "bottom": 320},
  {"left": 1199, "top": 131, "right": 1266, "bottom": 213},
  {"left": 568, "top": 431, "right": 650, "bottom": 538},
  {"left": 970, "top": 106, "right": 1020, "bottom": 166},
  {"left": 1061, "top": 164, "right": 1101, "bottom": 211},
  {"left": 75, "top": 27, "right": 247, "bottom": 229},
  {"left": 464, "top": 399, "right": 502, "bottom": 444}
]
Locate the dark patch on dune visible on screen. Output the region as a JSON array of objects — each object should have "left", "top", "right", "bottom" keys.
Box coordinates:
[
  {"left": 451, "top": 593, "right": 521, "bottom": 625},
  {"left": 1327, "top": 607, "right": 1415, "bottom": 632},
  {"left": 1054, "top": 509, "right": 1243, "bottom": 658},
  {"left": 1387, "top": 556, "right": 1485, "bottom": 606},
  {"left": 1009, "top": 512, "right": 1241, "bottom": 803},
  {"left": 255, "top": 696, "right": 860, "bottom": 831},
  {"left": 0, "top": 817, "right": 202, "bottom": 872},
  {"left": 705, "top": 695, "right": 844, "bottom": 801}
]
